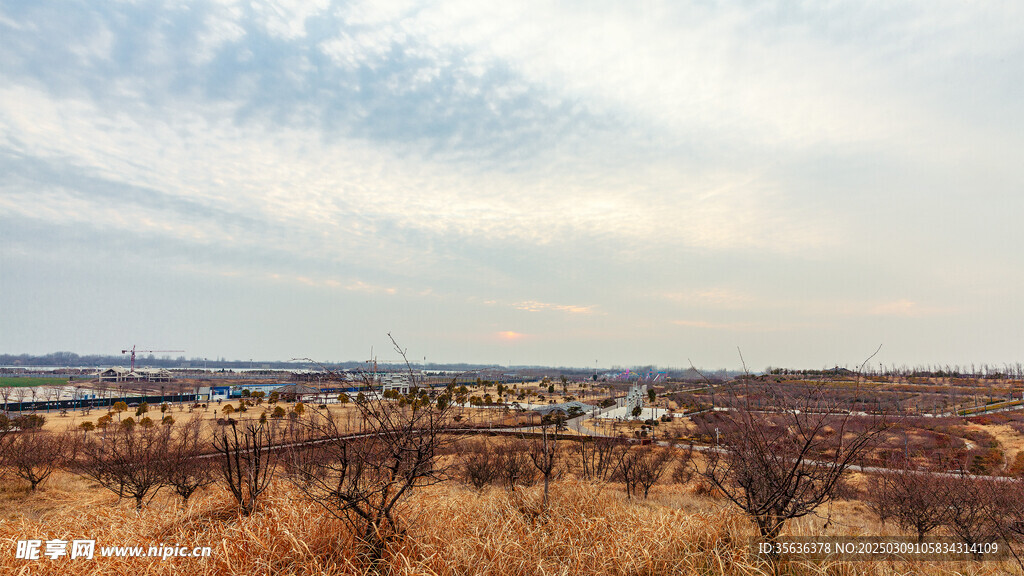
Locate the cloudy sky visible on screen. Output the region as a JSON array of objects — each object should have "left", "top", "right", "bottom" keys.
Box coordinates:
[{"left": 2, "top": 1, "right": 1022, "bottom": 370}]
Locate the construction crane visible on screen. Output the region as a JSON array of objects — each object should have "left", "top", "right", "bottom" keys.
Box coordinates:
[{"left": 121, "top": 345, "right": 185, "bottom": 372}]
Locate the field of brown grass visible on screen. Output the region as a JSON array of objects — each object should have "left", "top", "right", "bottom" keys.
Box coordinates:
[
  {"left": 6, "top": 374, "right": 1024, "bottom": 575},
  {"left": 30, "top": 400, "right": 536, "bottom": 448},
  {"left": 1, "top": 469, "right": 1019, "bottom": 576}
]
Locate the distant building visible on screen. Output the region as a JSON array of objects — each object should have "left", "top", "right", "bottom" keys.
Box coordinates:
[
  {"left": 291, "top": 370, "right": 355, "bottom": 383},
  {"left": 135, "top": 368, "right": 172, "bottom": 382},
  {"left": 232, "top": 383, "right": 282, "bottom": 396},
  {"left": 379, "top": 373, "right": 412, "bottom": 395},
  {"left": 97, "top": 367, "right": 131, "bottom": 382},
  {"left": 208, "top": 386, "right": 231, "bottom": 401},
  {"left": 274, "top": 383, "right": 321, "bottom": 402},
  {"left": 95, "top": 366, "right": 171, "bottom": 383},
  {"left": 625, "top": 383, "right": 647, "bottom": 417}
]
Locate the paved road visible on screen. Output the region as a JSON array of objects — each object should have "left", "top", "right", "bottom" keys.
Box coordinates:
[{"left": 565, "top": 404, "right": 621, "bottom": 436}]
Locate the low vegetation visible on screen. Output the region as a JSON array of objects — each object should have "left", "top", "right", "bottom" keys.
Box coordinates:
[{"left": 4, "top": 367, "right": 1024, "bottom": 574}]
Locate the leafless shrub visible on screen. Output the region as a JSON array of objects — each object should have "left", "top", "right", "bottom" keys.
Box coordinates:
[
  {"left": 670, "top": 444, "right": 696, "bottom": 486},
  {"left": 528, "top": 427, "right": 561, "bottom": 507},
  {"left": 1, "top": 429, "right": 66, "bottom": 490},
  {"left": 458, "top": 439, "right": 499, "bottom": 491},
  {"left": 866, "top": 456, "right": 953, "bottom": 542},
  {"left": 289, "top": 402, "right": 451, "bottom": 557},
  {"left": 942, "top": 471, "right": 1006, "bottom": 555},
  {"left": 574, "top": 437, "right": 625, "bottom": 482},
  {"left": 212, "top": 419, "right": 280, "bottom": 516},
  {"left": 613, "top": 447, "right": 641, "bottom": 499},
  {"left": 165, "top": 418, "right": 215, "bottom": 504},
  {"left": 635, "top": 448, "right": 672, "bottom": 499},
  {"left": 0, "top": 387, "right": 13, "bottom": 414},
  {"left": 73, "top": 425, "right": 173, "bottom": 509},
  {"left": 614, "top": 446, "right": 673, "bottom": 499},
  {"left": 494, "top": 439, "right": 537, "bottom": 492},
  {"left": 697, "top": 380, "right": 888, "bottom": 544},
  {"left": 985, "top": 476, "right": 1024, "bottom": 569},
  {"left": 286, "top": 335, "right": 455, "bottom": 559}
]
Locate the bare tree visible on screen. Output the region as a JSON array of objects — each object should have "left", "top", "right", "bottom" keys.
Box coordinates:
[
  {"left": 696, "top": 380, "right": 888, "bottom": 545},
  {"left": 166, "top": 418, "right": 215, "bottom": 504},
  {"left": 866, "top": 457, "right": 953, "bottom": 542},
  {"left": 458, "top": 438, "right": 499, "bottom": 491},
  {"left": 671, "top": 444, "right": 696, "bottom": 486},
  {"left": 942, "top": 471, "right": 1005, "bottom": 555},
  {"left": 613, "top": 447, "right": 641, "bottom": 499},
  {"left": 2, "top": 429, "right": 66, "bottom": 490},
  {"left": 633, "top": 447, "right": 674, "bottom": 499},
  {"left": 289, "top": 406, "right": 450, "bottom": 557},
  {"left": 985, "top": 476, "right": 1024, "bottom": 569},
  {"left": 0, "top": 413, "right": 13, "bottom": 453},
  {"left": 73, "top": 425, "right": 172, "bottom": 509},
  {"left": 212, "top": 419, "right": 279, "bottom": 516},
  {"left": 574, "top": 437, "right": 625, "bottom": 482},
  {"left": 613, "top": 446, "right": 672, "bottom": 499},
  {"left": 287, "top": 335, "right": 455, "bottom": 559},
  {"left": 44, "top": 387, "right": 59, "bottom": 413},
  {"left": 528, "top": 427, "right": 560, "bottom": 507},
  {"left": 0, "top": 387, "right": 13, "bottom": 414},
  {"left": 494, "top": 439, "right": 537, "bottom": 492}
]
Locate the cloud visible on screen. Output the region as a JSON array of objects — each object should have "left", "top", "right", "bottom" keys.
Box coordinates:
[
  {"left": 511, "top": 300, "right": 596, "bottom": 315},
  {"left": 672, "top": 320, "right": 736, "bottom": 330},
  {"left": 2, "top": 1, "right": 1023, "bottom": 367},
  {"left": 663, "top": 288, "right": 755, "bottom": 309},
  {"left": 344, "top": 280, "right": 398, "bottom": 295},
  {"left": 253, "top": 0, "right": 330, "bottom": 40},
  {"left": 480, "top": 299, "right": 596, "bottom": 315},
  {"left": 670, "top": 319, "right": 813, "bottom": 332},
  {"left": 0, "top": 0, "right": 854, "bottom": 263},
  {"left": 865, "top": 299, "right": 951, "bottom": 318}
]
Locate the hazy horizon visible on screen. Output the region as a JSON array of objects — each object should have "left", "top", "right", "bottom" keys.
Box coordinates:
[
  {"left": 2, "top": 2, "right": 1023, "bottom": 370},
  {"left": 3, "top": 349, "right": 1020, "bottom": 376}
]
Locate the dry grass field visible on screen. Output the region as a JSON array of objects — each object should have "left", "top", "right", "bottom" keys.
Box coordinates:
[
  {"left": 28, "top": 400, "right": 537, "bottom": 447},
  {"left": 0, "top": 467, "right": 1020, "bottom": 576},
  {"left": 5, "top": 375, "right": 1024, "bottom": 575}
]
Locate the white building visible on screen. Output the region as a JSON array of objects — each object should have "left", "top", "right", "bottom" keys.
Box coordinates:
[
  {"left": 625, "top": 383, "right": 647, "bottom": 416},
  {"left": 380, "top": 373, "right": 412, "bottom": 395}
]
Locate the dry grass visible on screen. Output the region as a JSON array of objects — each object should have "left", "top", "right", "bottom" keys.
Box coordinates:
[
  {"left": 399, "top": 483, "right": 757, "bottom": 576},
  {"left": 1, "top": 471, "right": 1021, "bottom": 576},
  {"left": 580, "top": 417, "right": 694, "bottom": 440},
  {"left": 36, "top": 402, "right": 533, "bottom": 442},
  {"left": 978, "top": 423, "right": 1024, "bottom": 464}
]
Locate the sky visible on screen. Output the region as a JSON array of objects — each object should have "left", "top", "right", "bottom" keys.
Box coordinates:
[{"left": 1, "top": 1, "right": 1023, "bottom": 370}]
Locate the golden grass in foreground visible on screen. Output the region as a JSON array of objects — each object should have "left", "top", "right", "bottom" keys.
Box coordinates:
[{"left": 0, "top": 472, "right": 1020, "bottom": 576}]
